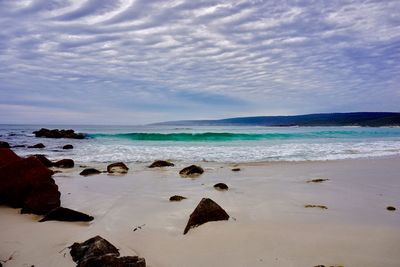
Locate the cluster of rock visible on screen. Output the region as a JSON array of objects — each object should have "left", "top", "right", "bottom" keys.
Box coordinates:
[
  {"left": 69, "top": 236, "right": 146, "bottom": 267},
  {"left": 33, "top": 128, "right": 85, "bottom": 139},
  {"left": 33, "top": 155, "right": 75, "bottom": 168}
]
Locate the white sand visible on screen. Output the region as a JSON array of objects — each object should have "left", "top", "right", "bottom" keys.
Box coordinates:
[{"left": 1, "top": 157, "right": 400, "bottom": 266}]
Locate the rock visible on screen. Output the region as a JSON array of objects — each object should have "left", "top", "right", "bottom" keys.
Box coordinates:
[
  {"left": 107, "top": 162, "right": 129, "bottom": 174},
  {"left": 32, "top": 154, "right": 53, "bottom": 167},
  {"left": 0, "top": 141, "right": 10, "bottom": 148},
  {"left": 12, "top": 145, "right": 26, "bottom": 148},
  {"left": 69, "top": 236, "right": 146, "bottom": 267},
  {"left": 231, "top": 168, "right": 241, "bottom": 172},
  {"left": 169, "top": 195, "right": 187, "bottom": 201},
  {"left": 39, "top": 207, "right": 94, "bottom": 222},
  {"left": 148, "top": 160, "right": 174, "bottom": 168},
  {"left": 304, "top": 204, "right": 328, "bottom": 209},
  {"left": 63, "top": 144, "right": 74, "bottom": 149},
  {"left": 387, "top": 206, "right": 396, "bottom": 211},
  {"left": 307, "top": 178, "right": 329, "bottom": 183},
  {"left": 0, "top": 149, "right": 61, "bottom": 215},
  {"left": 179, "top": 165, "right": 204, "bottom": 177},
  {"left": 183, "top": 198, "right": 229, "bottom": 234},
  {"left": 53, "top": 159, "right": 74, "bottom": 168},
  {"left": 214, "top": 183, "right": 228, "bottom": 190},
  {"left": 28, "top": 143, "right": 45, "bottom": 148},
  {"left": 33, "top": 128, "right": 85, "bottom": 139},
  {"left": 80, "top": 168, "right": 101, "bottom": 176}
]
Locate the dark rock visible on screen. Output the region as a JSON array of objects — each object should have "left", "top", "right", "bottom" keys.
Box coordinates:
[
  {"left": 33, "top": 128, "right": 85, "bottom": 139},
  {"left": 0, "top": 141, "right": 10, "bottom": 148},
  {"left": 32, "top": 154, "right": 53, "bottom": 167},
  {"left": 53, "top": 159, "right": 74, "bottom": 168},
  {"left": 69, "top": 236, "right": 146, "bottom": 267},
  {"left": 107, "top": 162, "right": 129, "bottom": 174},
  {"left": 387, "top": 206, "right": 396, "bottom": 211},
  {"left": 304, "top": 204, "right": 328, "bottom": 209},
  {"left": 231, "top": 168, "right": 241, "bottom": 172},
  {"left": 28, "top": 143, "right": 45, "bottom": 148},
  {"left": 148, "top": 160, "right": 174, "bottom": 168},
  {"left": 169, "top": 195, "right": 187, "bottom": 201},
  {"left": 183, "top": 198, "right": 229, "bottom": 234},
  {"left": 39, "top": 207, "right": 94, "bottom": 222},
  {"left": 307, "top": 178, "right": 329, "bottom": 183},
  {"left": 12, "top": 145, "right": 26, "bottom": 148},
  {"left": 214, "top": 183, "right": 228, "bottom": 190},
  {"left": 179, "top": 165, "right": 204, "bottom": 177},
  {"left": 0, "top": 149, "right": 61, "bottom": 215},
  {"left": 63, "top": 144, "right": 74, "bottom": 150},
  {"left": 80, "top": 168, "right": 101, "bottom": 176}
]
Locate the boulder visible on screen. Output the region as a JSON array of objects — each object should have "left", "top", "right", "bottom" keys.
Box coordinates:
[
  {"left": 107, "top": 162, "right": 129, "bottom": 174},
  {"left": 63, "top": 144, "right": 74, "bottom": 150},
  {"left": 53, "top": 159, "right": 74, "bottom": 168},
  {"left": 387, "top": 206, "right": 396, "bottom": 211},
  {"left": 214, "top": 183, "right": 228, "bottom": 190},
  {"left": 80, "top": 168, "right": 101, "bottom": 176},
  {"left": 33, "top": 128, "right": 85, "bottom": 139},
  {"left": 69, "top": 236, "right": 146, "bottom": 267},
  {"left": 179, "top": 165, "right": 204, "bottom": 177},
  {"left": 0, "top": 149, "right": 61, "bottom": 215},
  {"left": 33, "top": 154, "right": 53, "bottom": 167},
  {"left": 148, "top": 160, "right": 174, "bottom": 168},
  {"left": 0, "top": 141, "right": 10, "bottom": 148},
  {"left": 231, "top": 168, "right": 241, "bottom": 172},
  {"left": 28, "top": 143, "right": 45, "bottom": 148},
  {"left": 12, "top": 145, "right": 26, "bottom": 148},
  {"left": 169, "top": 195, "right": 187, "bottom": 201},
  {"left": 183, "top": 198, "right": 229, "bottom": 234},
  {"left": 39, "top": 207, "right": 94, "bottom": 222}
]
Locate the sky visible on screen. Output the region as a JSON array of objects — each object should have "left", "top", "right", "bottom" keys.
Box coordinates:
[{"left": 0, "top": 0, "right": 399, "bottom": 125}]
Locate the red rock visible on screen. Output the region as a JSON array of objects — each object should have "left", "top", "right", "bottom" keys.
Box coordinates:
[{"left": 0, "top": 149, "right": 61, "bottom": 214}]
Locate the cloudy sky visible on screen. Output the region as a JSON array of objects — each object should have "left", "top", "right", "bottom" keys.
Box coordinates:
[{"left": 0, "top": 0, "right": 399, "bottom": 124}]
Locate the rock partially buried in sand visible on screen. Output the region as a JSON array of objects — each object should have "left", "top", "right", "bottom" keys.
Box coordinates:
[
  {"left": 28, "top": 143, "right": 45, "bottom": 148},
  {"left": 69, "top": 236, "right": 146, "bottom": 267},
  {"left": 307, "top": 178, "right": 329, "bottom": 183},
  {"left": 304, "top": 204, "right": 328, "bottom": 209},
  {"left": 0, "top": 141, "right": 10, "bottom": 148},
  {"left": 33, "top": 128, "right": 85, "bottom": 139},
  {"left": 107, "top": 162, "right": 129, "bottom": 174},
  {"left": 179, "top": 165, "right": 204, "bottom": 177},
  {"left": 149, "top": 160, "right": 175, "bottom": 168},
  {"left": 169, "top": 195, "right": 187, "bottom": 201},
  {"left": 39, "top": 207, "right": 94, "bottom": 222},
  {"left": 214, "top": 183, "right": 229, "bottom": 190},
  {"left": 231, "top": 168, "right": 241, "bottom": 172},
  {"left": 0, "top": 149, "right": 61, "bottom": 215},
  {"left": 32, "top": 154, "right": 53, "bottom": 168},
  {"left": 183, "top": 198, "right": 229, "bottom": 234},
  {"left": 387, "top": 206, "right": 396, "bottom": 211},
  {"left": 63, "top": 144, "right": 74, "bottom": 149},
  {"left": 53, "top": 159, "right": 74, "bottom": 168},
  {"left": 80, "top": 168, "right": 101, "bottom": 176}
]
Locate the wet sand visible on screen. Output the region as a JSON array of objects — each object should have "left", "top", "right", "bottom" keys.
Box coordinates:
[{"left": 1, "top": 157, "right": 400, "bottom": 266}]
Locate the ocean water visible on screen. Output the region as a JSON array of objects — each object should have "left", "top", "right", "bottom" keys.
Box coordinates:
[{"left": 1, "top": 125, "right": 400, "bottom": 163}]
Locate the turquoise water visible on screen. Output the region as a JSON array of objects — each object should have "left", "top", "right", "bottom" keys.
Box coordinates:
[{"left": 1, "top": 125, "right": 400, "bottom": 163}]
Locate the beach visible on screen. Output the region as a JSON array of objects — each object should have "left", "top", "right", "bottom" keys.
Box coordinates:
[{"left": 1, "top": 156, "right": 399, "bottom": 267}]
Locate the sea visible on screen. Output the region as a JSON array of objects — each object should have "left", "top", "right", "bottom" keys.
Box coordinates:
[{"left": 1, "top": 125, "right": 400, "bottom": 163}]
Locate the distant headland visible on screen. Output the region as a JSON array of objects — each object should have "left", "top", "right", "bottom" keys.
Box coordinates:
[{"left": 152, "top": 112, "right": 400, "bottom": 127}]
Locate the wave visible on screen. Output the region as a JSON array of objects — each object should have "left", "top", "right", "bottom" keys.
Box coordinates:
[{"left": 87, "top": 130, "right": 382, "bottom": 142}]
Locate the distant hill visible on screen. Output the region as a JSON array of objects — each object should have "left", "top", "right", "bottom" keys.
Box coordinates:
[{"left": 153, "top": 112, "right": 400, "bottom": 127}]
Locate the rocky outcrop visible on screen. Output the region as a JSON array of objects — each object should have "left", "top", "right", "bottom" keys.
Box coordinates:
[
  {"left": 214, "top": 183, "right": 228, "bottom": 190},
  {"left": 0, "top": 141, "right": 10, "bottom": 148},
  {"left": 80, "top": 168, "right": 101, "bottom": 176},
  {"left": 183, "top": 198, "right": 229, "bottom": 234},
  {"left": 39, "top": 207, "right": 94, "bottom": 222},
  {"left": 179, "top": 165, "right": 204, "bottom": 177},
  {"left": 33, "top": 128, "right": 85, "bottom": 139},
  {"left": 107, "top": 162, "right": 129, "bottom": 174},
  {"left": 148, "top": 160, "right": 175, "bottom": 168},
  {"left": 0, "top": 149, "right": 61, "bottom": 215},
  {"left": 169, "top": 195, "right": 187, "bottom": 201},
  {"left": 69, "top": 236, "right": 146, "bottom": 267},
  {"left": 63, "top": 144, "right": 74, "bottom": 149},
  {"left": 32, "top": 154, "right": 53, "bottom": 168},
  {"left": 28, "top": 143, "right": 45, "bottom": 148},
  {"left": 53, "top": 159, "right": 74, "bottom": 168}
]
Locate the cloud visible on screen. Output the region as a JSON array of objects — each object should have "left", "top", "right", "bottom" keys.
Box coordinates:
[{"left": 0, "top": 0, "right": 399, "bottom": 124}]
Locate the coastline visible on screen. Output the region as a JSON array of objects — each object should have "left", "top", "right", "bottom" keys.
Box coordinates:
[{"left": 1, "top": 156, "right": 399, "bottom": 266}]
